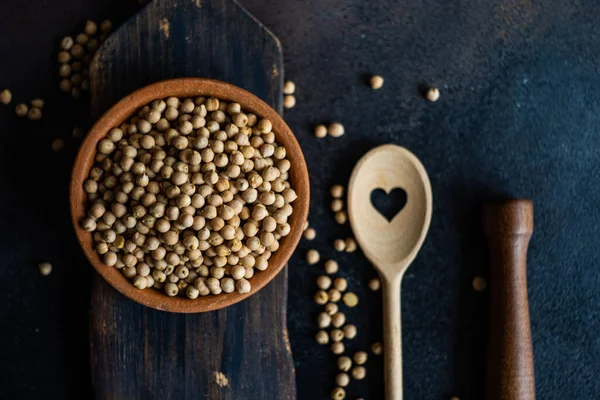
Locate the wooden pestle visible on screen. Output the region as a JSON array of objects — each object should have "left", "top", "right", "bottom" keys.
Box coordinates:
[{"left": 483, "top": 200, "right": 536, "bottom": 400}]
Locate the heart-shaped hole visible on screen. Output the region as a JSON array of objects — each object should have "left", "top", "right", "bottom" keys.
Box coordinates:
[{"left": 370, "top": 188, "right": 408, "bottom": 222}]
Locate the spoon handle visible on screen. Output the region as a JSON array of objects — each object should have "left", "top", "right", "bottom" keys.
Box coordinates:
[
  {"left": 483, "top": 200, "right": 535, "bottom": 400},
  {"left": 382, "top": 274, "right": 403, "bottom": 400}
]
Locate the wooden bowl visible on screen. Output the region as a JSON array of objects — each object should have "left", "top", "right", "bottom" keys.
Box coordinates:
[{"left": 70, "top": 78, "right": 310, "bottom": 313}]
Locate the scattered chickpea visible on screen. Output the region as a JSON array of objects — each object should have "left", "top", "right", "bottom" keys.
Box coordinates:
[
  {"left": 15, "top": 103, "right": 28, "bottom": 117},
  {"left": 324, "top": 259, "right": 339, "bottom": 274},
  {"left": 324, "top": 302, "right": 339, "bottom": 315},
  {"left": 283, "top": 95, "right": 296, "bottom": 109},
  {"left": 317, "top": 275, "right": 332, "bottom": 290},
  {"left": 371, "top": 342, "right": 383, "bottom": 355},
  {"left": 303, "top": 227, "right": 316, "bottom": 240},
  {"left": 333, "top": 239, "right": 346, "bottom": 252},
  {"left": 283, "top": 80, "right": 295, "bottom": 95},
  {"left": 314, "top": 290, "right": 329, "bottom": 305},
  {"left": 100, "top": 20, "right": 113, "bottom": 33},
  {"left": 60, "top": 36, "right": 74, "bottom": 50},
  {"left": 351, "top": 366, "right": 366, "bottom": 380},
  {"left": 38, "top": 262, "right": 52, "bottom": 276},
  {"left": 331, "top": 199, "right": 344, "bottom": 213},
  {"left": 306, "top": 249, "right": 320, "bottom": 265},
  {"left": 330, "top": 185, "right": 344, "bottom": 199},
  {"left": 52, "top": 138, "right": 65, "bottom": 152},
  {"left": 342, "top": 324, "right": 357, "bottom": 339},
  {"left": 369, "top": 75, "right": 384, "bottom": 89},
  {"left": 58, "top": 51, "right": 71, "bottom": 64},
  {"left": 330, "top": 329, "right": 344, "bottom": 342},
  {"left": 331, "top": 341, "right": 345, "bottom": 355},
  {"left": 335, "top": 373, "right": 350, "bottom": 387},
  {"left": 31, "top": 98, "right": 44, "bottom": 108},
  {"left": 0, "top": 89, "right": 12, "bottom": 105},
  {"left": 328, "top": 288, "right": 342, "bottom": 302},
  {"left": 84, "top": 20, "right": 98, "bottom": 36},
  {"left": 426, "top": 87, "right": 440, "bottom": 102},
  {"left": 333, "top": 277, "right": 347, "bottom": 292},
  {"left": 317, "top": 312, "right": 332, "bottom": 328},
  {"left": 314, "top": 124, "right": 327, "bottom": 138},
  {"left": 59, "top": 79, "right": 72, "bottom": 92},
  {"left": 72, "top": 126, "right": 84, "bottom": 138},
  {"left": 331, "top": 312, "right": 346, "bottom": 328},
  {"left": 76, "top": 33, "right": 89, "bottom": 45},
  {"left": 344, "top": 237, "right": 357, "bottom": 252},
  {"left": 316, "top": 330, "right": 329, "bottom": 345},
  {"left": 342, "top": 292, "right": 358, "bottom": 307},
  {"left": 328, "top": 122, "right": 345, "bottom": 138},
  {"left": 353, "top": 351, "right": 368, "bottom": 365},
  {"left": 337, "top": 356, "right": 352, "bottom": 372},
  {"left": 334, "top": 211, "right": 347, "bottom": 224},
  {"left": 27, "top": 107, "right": 42, "bottom": 121},
  {"left": 331, "top": 387, "right": 346, "bottom": 400},
  {"left": 473, "top": 276, "right": 487, "bottom": 291},
  {"left": 368, "top": 277, "right": 381, "bottom": 291},
  {"left": 72, "top": 44, "right": 85, "bottom": 58}
]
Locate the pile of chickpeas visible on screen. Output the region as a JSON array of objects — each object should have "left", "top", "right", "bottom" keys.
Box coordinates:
[
  {"left": 303, "top": 185, "right": 386, "bottom": 399},
  {"left": 80, "top": 95, "right": 297, "bottom": 298},
  {"left": 58, "top": 20, "right": 112, "bottom": 99}
]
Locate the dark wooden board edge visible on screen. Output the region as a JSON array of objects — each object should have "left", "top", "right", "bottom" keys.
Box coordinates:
[
  {"left": 89, "top": 269, "right": 294, "bottom": 400},
  {"left": 88, "top": 0, "right": 296, "bottom": 398}
]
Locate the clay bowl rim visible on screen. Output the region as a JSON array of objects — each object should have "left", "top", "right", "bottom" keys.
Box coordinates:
[{"left": 70, "top": 78, "right": 310, "bottom": 313}]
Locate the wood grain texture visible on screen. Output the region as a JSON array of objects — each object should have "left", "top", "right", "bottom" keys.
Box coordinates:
[
  {"left": 381, "top": 274, "right": 403, "bottom": 400},
  {"left": 88, "top": 0, "right": 296, "bottom": 398},
  {"left": 484, "top": 200, "right": 536, "bottom": 400},
  {"left": 347, "top": 144, "right": 433, "bottom": 400}
]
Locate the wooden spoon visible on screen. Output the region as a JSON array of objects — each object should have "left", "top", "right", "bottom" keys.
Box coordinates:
[{"left": 347, "top": 144, "right": 433, "bottom": 400}]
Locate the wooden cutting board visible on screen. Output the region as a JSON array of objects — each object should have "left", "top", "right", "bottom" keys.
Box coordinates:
[{"left": 88, "top": 1, "right": 296, "bottom": 399}]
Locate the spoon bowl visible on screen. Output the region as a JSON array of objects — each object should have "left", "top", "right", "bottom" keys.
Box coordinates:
[
  {"left": 348, "top": 144, "right": 432, "bottom": 400},
  {"left": 348, "top": 145, "right": 432, "bottom": 272}
]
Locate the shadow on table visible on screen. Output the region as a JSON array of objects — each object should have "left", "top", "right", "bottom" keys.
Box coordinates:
[{"left": 450, "top": 183, "right": 512, "bottom": 399}]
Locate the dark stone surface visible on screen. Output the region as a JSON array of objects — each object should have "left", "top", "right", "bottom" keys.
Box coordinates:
[{"left": 1, "top": 0, "right": 600, "bottom": 399}]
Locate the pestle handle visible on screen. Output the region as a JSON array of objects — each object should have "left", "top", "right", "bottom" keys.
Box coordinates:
[{"left": 483, "top": 200, "right": 536, "bottom": 400}]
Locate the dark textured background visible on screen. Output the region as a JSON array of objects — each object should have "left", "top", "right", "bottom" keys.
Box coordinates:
[{"left": 1, "top": 0, "right": 600, "bottom": 399}]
